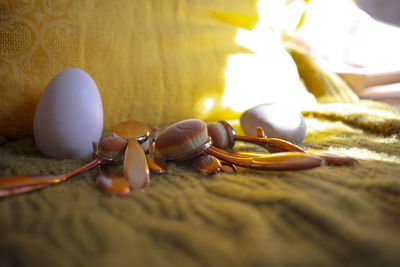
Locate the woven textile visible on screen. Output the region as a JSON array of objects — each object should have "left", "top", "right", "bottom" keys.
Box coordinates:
[
  {"left": 1, "top": 1, "right": 400, "bottom": 266},
  {"left": 1, "top": 99, "right": 400, "bottom": 267},
  {"left": 1, "top": 0, "right": 314, "bottom": 137}
]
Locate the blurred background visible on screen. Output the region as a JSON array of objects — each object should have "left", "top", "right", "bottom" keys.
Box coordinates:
[{"left": 289, "top": 0, "right": 400, "bottom": 110}]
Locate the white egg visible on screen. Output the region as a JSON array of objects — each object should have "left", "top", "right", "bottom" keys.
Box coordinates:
[
  {"left": 33, "top": 68, "right": 103, "bottom": 159},
  {"left": 240, "top": 103, "right": 306, "bottom": 144}
]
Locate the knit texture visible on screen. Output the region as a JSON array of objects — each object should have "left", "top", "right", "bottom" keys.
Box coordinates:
[
  {"left": 2, "top": 2, "right": 400, "bottom": 266},
  {"left": 1, "top": 99, "right": 400, "bottom": 267}
]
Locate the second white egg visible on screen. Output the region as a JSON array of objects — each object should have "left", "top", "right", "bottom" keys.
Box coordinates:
[{"left": 240, "top": 103, "right": 306, "bottom": 144}]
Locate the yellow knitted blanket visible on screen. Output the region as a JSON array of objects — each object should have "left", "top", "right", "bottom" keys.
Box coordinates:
[
  {"left": 1, "top": 54, "right": 400, "bottom": 267},
  {"left": 1, "top": 1, "right": 400, "bottom": 266}
]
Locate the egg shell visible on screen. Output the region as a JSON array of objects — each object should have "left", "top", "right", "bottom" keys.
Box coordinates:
[
  {"left": 33, "top": 68, "right": 103, "bottom": 159},
  {"left": 240, "top": 103, "right": 306, "bottom": 144}
]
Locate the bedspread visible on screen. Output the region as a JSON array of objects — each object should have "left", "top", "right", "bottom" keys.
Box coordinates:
[
  {"left": 1, "top": 1, "right": 400, "bottom": 265},
  {"left": 1, "top": 98, "right": 400, "bottom": 267}
]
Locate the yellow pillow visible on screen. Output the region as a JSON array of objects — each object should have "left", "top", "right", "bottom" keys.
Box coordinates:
[{"left": 0, "top": 0, "right": 314, "bottom": 137}]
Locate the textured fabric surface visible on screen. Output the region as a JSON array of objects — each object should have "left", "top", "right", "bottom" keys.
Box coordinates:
[
  {"left": 0, "top": 0, "right": 252, "bottom": 136},
  {"left": 2, "top": 1, "right": 400, "bottom": 266},
  {"left": 1, "top": 0, "right": 315, "bottom": 137},
  {"left": 1, "top": 99, "right": 400, "bottom": 267}
]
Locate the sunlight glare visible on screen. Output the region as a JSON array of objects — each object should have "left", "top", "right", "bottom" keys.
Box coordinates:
[
  {"left": 221, "top": 0, "right": 316, "bottom": 113},
  {"left": 203, "top": 98, "right": 215, "bottom": 113}
]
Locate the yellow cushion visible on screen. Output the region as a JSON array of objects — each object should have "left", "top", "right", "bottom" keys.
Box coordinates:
[{"left": 0, "top": 0, "right": 314, "bottom": 137}]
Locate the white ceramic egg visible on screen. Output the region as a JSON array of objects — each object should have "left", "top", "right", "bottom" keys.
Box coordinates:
[
  {"left": 240, "top": 103, "right": 306, "bottom": 144},
  {"left": 33, "top": 68, "right": 103, "bottom": 159}
]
